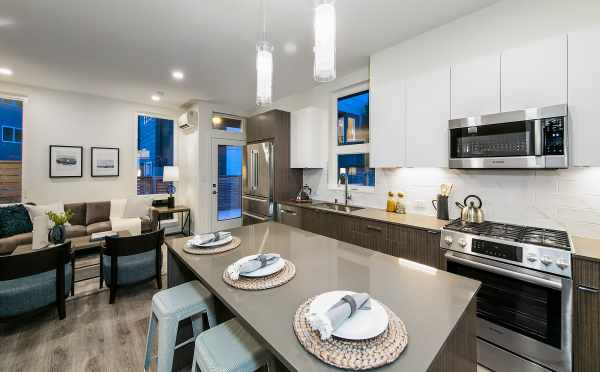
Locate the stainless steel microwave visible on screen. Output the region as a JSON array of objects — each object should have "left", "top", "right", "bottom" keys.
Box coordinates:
[{"left": 448, "top": 104, "right": 568, "bottom": 169}]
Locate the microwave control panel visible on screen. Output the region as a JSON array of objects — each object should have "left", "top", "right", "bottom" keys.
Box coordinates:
[{"left": 543, "top": 117, "right": 565, "bottom": 156}]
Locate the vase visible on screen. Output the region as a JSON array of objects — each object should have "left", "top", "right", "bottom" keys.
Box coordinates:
[{"left": 48, "top": 224, "right": 66, "bottom": 244}]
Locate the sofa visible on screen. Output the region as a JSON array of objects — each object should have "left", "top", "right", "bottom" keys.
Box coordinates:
[{"left": 0, "top": 200, "right": 158, "bottom": 256}]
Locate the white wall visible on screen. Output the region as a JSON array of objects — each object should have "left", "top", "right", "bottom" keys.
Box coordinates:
[
  {"left": 0, "top": 82, "right": 181, "bottom": 204},
  {"left": 267, "top": 0, "right": 600, "bottom": 239}
]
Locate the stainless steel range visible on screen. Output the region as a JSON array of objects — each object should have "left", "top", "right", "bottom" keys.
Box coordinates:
[{"left": 441, "top": 220, "right": 572, "bottom": 372}]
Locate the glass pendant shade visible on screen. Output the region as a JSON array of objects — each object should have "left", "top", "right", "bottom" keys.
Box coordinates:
[
  {"left": 256, "top": 41, "right": 274, "bottom": 106},
  {"left": 314, "top": 0, "right": 336, "bottom": 82}
]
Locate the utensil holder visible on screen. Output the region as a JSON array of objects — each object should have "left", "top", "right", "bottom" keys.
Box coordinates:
[{"left": 432, "top": 194, "right": 449, "bottom": 220}]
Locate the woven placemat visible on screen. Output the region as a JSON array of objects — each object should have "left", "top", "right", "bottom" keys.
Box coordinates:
[
  {"left": 183, "top": 237, "right": 241, "bottom": 255},
  {"left": 293, "top": 297, "right": 408, "bottom": 370},
  {"left": 222, "top": 260, "right": 296, "bottom": 290}
]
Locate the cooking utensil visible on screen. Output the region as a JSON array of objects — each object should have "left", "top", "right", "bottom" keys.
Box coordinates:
[{"left": 459, "top": 195, "right": 485, "bottom": 223}]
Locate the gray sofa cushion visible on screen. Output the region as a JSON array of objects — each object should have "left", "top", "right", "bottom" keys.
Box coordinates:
[
  {"left": 0, "top": 264, "right": 72, "bottom": 318},
  {"left": 0, "top": 232, "right": 33, "bottom": 256},
  {"left": 64, "top": 203, "right": 86, "bottom": 226},
  {"left": 86, "top": 221, "right": 111, "bottom": 235},
  {"left": 102, "top": 251, "right": 156, "bottom": 285},
  {"left": 86, "top": 201, "right": 110, "bottom": 225},
  {"left": 65, "top": 225, "right": 87, "bottom": 238}
]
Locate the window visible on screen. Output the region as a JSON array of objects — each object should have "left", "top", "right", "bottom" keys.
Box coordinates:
[
  {"left": 337, "top": 90, "right": 369, "bottom": 145},
  {"left": 332, "top": 85, "right": 375, "bottom": 189},
  {"left": 212, "top": 112, "right": 244, "bottom": 133},
  {"left": 337, "top": 154, "right": 375, "bottom": 187},
  {"left": 137, "top": 115, "right": 174, "bottom": 195},
  {"left": 0, "top": 98, "right": 23, "bottom": 203}
]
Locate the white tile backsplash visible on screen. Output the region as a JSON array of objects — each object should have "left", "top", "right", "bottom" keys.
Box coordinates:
[{"left": 303, "top": 167, "right": 600, "bottom": 239}]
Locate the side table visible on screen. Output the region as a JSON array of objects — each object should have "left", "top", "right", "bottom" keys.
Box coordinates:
[{"left": 153, "top": 205, "right": 191, "bottom": 236}]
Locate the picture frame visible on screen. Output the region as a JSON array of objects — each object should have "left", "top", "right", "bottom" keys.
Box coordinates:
[
  {"left": 49, "top": 145, "right": 83, "bottom": 178},
  {"left": 91, "top": 147, "right": 119, "bottom": 177}
]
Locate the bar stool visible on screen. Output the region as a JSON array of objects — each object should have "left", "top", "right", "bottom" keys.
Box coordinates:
[
  {"left": 144, "top": 281, "right": 217, "bottom": 372},
  {"left": 192, "top": 318, "right": 275, "bottom": 372}
]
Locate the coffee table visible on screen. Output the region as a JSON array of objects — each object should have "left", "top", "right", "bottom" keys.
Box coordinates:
[{"left": 14, "top": 231, "right": 130, "bottom": 287}]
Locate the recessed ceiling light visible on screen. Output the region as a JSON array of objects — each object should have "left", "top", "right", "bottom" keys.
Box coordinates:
[
  {"left": 172, "top": 70, "right": 184, "bottom": 80},
  {"left": 0, "top": 67, "right": 13, "bottom": 76},
  {"left": 151, "top": 92, "right": 163, "bottom": 102}
]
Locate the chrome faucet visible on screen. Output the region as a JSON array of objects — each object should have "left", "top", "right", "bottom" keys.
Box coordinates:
[{"left": 339, "top": 174, "right": 352, "bottom": 207}]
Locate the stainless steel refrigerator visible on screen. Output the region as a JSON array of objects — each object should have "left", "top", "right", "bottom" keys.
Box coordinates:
[{"left": 242, "top": 141, "right": 274, "bottom": 225}]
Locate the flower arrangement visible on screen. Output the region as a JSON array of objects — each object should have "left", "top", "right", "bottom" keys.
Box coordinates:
[{"left": 46, "top": 210, "right": 74, "bottom": 226}]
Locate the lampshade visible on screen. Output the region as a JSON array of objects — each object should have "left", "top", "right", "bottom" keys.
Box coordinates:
[{"left": 163, "top": 166, "right": 180, "bottom": 182}]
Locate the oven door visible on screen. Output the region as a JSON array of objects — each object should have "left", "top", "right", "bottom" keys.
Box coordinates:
[{"left": 445, "top": 251, "right": 572, "bottom": 372}]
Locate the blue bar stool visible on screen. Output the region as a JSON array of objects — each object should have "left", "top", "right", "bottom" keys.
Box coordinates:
[
  {"left": 192, "top": 318, "right": 276, "bottom": 372},
  {"left": 144, "top": 281, "right": 217, "bottom": 372}
]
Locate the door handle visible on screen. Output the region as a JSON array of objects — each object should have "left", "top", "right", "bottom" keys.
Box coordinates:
[
  {"left": 578, "top": 285, "right": 600, "bottom": 294},
  {"left": 212, "top": 191, "right": 217, "bottom": 195}
]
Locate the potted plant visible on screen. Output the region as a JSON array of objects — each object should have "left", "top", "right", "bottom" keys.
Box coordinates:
[{"left": 47, "top": 210, "right": 74, "bottom": 244}]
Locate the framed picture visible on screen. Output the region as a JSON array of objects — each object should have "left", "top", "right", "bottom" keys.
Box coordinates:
[
  {"left": 91, "top": 147, "right": 119, "bottom": 177},
  {"left": 49, "top": 145, "right": 83, "bottom": 178}
]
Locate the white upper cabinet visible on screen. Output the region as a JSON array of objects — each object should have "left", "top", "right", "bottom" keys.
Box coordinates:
[
  {"left": 568, "top": 27, "right": 600, "bottom": 167},
  {"left": 405, "top": 67, "right": 450, "bottom": 168},
  {"left": 290, "top": 107, "right": 327, "bottom": 168},
  {"left": 501, "top": 35, "right": 567, "bottom": 112},
  {"left": 451, "top": 54, "right": 500, "bottom": 119},
  {"left": 370, "top": 76, "right": 406, "bottom": 168}
]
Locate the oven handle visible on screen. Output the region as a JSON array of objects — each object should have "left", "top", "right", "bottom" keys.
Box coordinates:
[{"left": 445, "top": 252, "right": 562, "bottom": 291}]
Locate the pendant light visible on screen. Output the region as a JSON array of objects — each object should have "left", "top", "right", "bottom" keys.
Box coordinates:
[
  {"left": 313, "top": 0, "right": 336, "bottom": 82},
  {"left": 256, "top": 0, "right": 273, "bottom": 106}
]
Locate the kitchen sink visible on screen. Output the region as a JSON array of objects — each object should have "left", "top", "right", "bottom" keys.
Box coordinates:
[{"left": 313, "top": 203, "right": 364, "bottom": 213}]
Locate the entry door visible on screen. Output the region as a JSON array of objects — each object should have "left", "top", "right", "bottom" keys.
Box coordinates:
[{"left": 211, "top": 138, "right": 244, "bottom": 231}]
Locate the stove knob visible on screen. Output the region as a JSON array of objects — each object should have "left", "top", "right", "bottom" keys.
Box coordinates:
[
  {"left": 458, "top": 238, "right": 467, "bottom": 248},
  {"left": 556, "top": 258, "right": 570, "bottom": 270},
  {"left": 540, "top": 256, "right": 553, "bottom": 266},
  {"left": 526, "top": 253, "right": 538, "bottom": 263},
  {"left": 444, "top": 235, "right": 453, "bottom": 245}
]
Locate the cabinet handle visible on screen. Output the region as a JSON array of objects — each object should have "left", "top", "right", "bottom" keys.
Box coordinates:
[
  {"left": 280, "top": 209, "right": 297, "bottom": 216},
  {"left": 427, "top": 230, "right": 440, "bottom": 235},
  {"left": 577, "top": 285, "right": 600, "bottom": 294},
  {"left": 366, "top": 225, "right": 383, "bottom": 232}
]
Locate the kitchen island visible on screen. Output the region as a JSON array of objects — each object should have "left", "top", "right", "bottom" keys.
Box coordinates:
[{"left": 167, "top": 221, "right": 481, "bottom": 372}]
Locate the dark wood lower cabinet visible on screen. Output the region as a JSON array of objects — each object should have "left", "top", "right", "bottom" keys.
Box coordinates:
[
  {"left": 388, "top": 224, "right": 441, "bottom": 268},
  {"left": 281, "top": 205, "right": 441, "bottom": 269},
  {"left": 573, "top": 256, "right": 600, "bottom": 372}
]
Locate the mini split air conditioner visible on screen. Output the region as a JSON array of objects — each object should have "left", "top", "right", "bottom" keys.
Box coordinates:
[{"left": 178, "top": 110, "right": 198, "bottom": 130}]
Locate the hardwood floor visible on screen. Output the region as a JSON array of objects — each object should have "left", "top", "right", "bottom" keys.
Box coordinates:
[{"left": 0, "top": 277, "right": 162, "bottom": 372}]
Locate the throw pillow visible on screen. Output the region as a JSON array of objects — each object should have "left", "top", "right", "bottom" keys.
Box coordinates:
[
  {"left": 123, "top": 197, "right": 152, "bottom": 218},
  {"left": 0, "top": 204, "right": 33, "bottom": 238},
  {"left": 25, "top": 202, "right": 69, "bottom": 228},
  {"left": 109, "top": 198, "right": 127, "bottom": 219}
]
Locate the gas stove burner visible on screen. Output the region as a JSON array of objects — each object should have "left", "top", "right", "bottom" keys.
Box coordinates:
[{"left": 443, "top": 219, "right": 571, "bottom": 250}]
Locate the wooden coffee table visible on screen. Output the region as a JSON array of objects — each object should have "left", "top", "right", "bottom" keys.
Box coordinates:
[{"left": 14, "top": 231, "right": 130, "bottom": 287}]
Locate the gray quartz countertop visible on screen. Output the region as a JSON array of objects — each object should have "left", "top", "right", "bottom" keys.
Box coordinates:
[
  {"left": 279, "top": 199, "right": 449, "bottom": 231},
  {"left": 167, "top": 222, "right": 480, "bottom": 372}
]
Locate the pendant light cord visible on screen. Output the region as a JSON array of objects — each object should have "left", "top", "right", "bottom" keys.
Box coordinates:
[{"left": 260, "top": 0, "right": 267, "bottom": 41}]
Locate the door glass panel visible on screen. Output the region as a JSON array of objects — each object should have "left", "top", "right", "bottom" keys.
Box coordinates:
[
  {"left": 450, "top": 121, "right": 535, "bottom": 158},
  {"left": 448, "top": 261, "right": 562, "bottom": 348},
  {"left": 217, "top": 145, "right": 243, "bottom": 221}
]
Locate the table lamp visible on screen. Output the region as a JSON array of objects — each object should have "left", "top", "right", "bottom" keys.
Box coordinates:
[{"left": 163, "top": 166, "right": 180, "bottom": 208}]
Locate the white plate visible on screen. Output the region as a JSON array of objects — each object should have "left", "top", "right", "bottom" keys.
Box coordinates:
[
  {"left": 309, "top": 290, "right": 389, "bottom": 340},
  {"left": 237, "top": 254, "right": 285, "bottom": 277},
  {"left": 193, "top": 235, "right": 233, "bottom": 248}
]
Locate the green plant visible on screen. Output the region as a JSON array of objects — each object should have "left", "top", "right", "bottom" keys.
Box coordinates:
[{"left": 47, "top": 210, "right": 74, "bottom": 226}]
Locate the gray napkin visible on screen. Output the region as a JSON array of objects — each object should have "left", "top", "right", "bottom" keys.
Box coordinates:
[
  {"left": 187, "top": 231, "right": 231, "bottom": 247},
  {"left": 227, "top": 253, "right": 281, "bottom": 280},
  {"left": 308, "top": 292, "right": 371, "bottom": 340}
]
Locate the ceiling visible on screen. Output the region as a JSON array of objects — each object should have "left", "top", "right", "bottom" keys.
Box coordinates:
[{"left": 0, "top": 0, "right": 499, "bottom": 113}]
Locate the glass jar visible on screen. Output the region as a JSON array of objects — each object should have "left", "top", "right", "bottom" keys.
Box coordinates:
[{"left": 386, "top": 192, "right": 396, "bottom": 212}]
